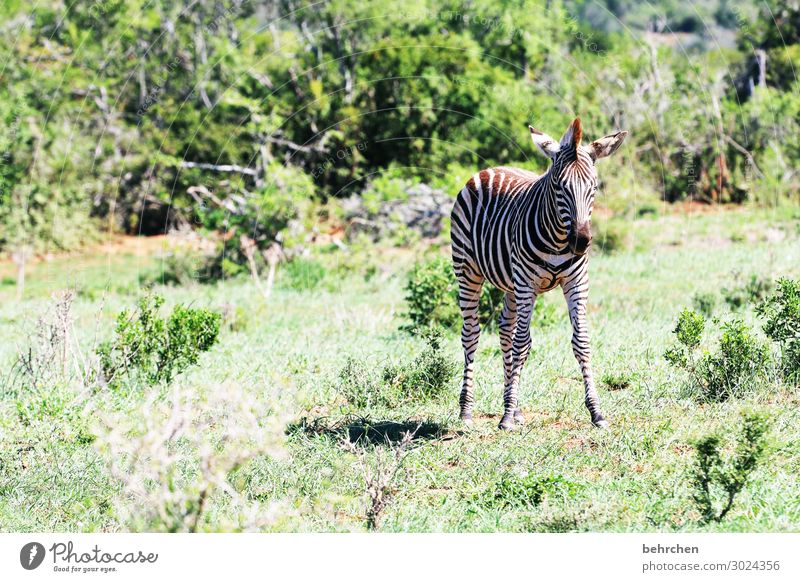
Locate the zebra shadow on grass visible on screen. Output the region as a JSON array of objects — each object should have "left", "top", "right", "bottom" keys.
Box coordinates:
[{"left": 288, "top": 415, "right": 455, "bottom": 446}]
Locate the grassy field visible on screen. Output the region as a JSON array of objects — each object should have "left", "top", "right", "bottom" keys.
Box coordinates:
[{"left": 1, "top": 207, "right": 799, "bottom": 533}]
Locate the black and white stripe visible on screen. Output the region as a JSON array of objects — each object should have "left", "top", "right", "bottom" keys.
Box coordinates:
[{"left": 450, "top": 118, "right": 627, "bottom": 430}]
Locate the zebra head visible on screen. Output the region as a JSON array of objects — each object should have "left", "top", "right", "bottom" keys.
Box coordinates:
[{"left": 529, "top": 118, "right": 627, "bottom": 255}]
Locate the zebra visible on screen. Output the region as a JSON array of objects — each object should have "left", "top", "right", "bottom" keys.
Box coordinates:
[{"left": 450, "top": 117, "right": 627, "bottom": 430}]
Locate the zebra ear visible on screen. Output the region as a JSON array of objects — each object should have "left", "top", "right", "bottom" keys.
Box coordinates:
[
  {"left": 529, "top": 125, "right": 560, "bottom": 159},
  {"left": 560, "top": 117, "right": 583, "bottom": 149},
  {"left": 590, "top": 131, "right": 628, "bottom": 161}
]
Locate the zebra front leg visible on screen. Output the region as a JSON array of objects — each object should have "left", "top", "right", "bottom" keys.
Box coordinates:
[
  {"left": 498, "top": 292, "right": 524, "bottom": 425},
  {"left": 500, "top": 285, "right": 534, "bottom": 430},
  {"left": 563, "top": 279, "right": 608, "bottom": 428},
  {"left": 457, "top": 270, "right": 484, "bottom": 425}
]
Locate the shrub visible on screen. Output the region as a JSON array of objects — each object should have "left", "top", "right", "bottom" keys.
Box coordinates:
[
  {"left": 697, "top": 321, "right": 771, "bottom": 402},
  {"left": 339, "top": 327, "right": 458, "bottom": 408},
  {"left": 591, "top": 219, "right": 630, "bottom": 254},
  {"left": 341, "top": 430, "right": 415, "bottom": 531},
  {"left": 692, "top": 292, "right": 717, "bottom": 318},
  {"left": 756, "top": 277, "right": 800, "bottom": 383},
  {"left": 722, "top": 273, "right": 771, "bottom": 311},
  {"left": 601, "top": 371, "right": 633, "bottom": 391},
  {"left": 474, "top": 474, "right": 578, "bottom": 511},
  {"left": 338, "top": 356, "right": 393, "bottom": 409},
  {"left": 383, "top": 327, "right": 458, "bottom": 401},
  {"left": 665, "top": 310, "right": 770, "bottom": 402},
  {"left": 403, "top": 256, "right": 461, "bottom": 330},
  {"left": 664, "top": 308, "right": 705, "bottom": 368},
  {"left": 95, "top": 382, "right": 286, "bottom": 532},
  {"left": 403, "top": 256, "right": 559, "bottom": 332},
  {"left": 141, "top": 248, "right": 205, "bottom": 287},
  {"left": 691, "top": 412, "right": 770, "bottom": 523},
  {"left": 281, "top": 257, "right": 327, "bottom": 291},
  {"left": 636, "top": 203, "right": 659, "bottom": 218},
  {"left": 9, "top": 290, "right": 94, "bottom": 425},
  {"left": 98, "top": 295, "right": 221, "bottom": 388},
  {"left": 12, "top": 290, "right": 80, "bottom": 393}
]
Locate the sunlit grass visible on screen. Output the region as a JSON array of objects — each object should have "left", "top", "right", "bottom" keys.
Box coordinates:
[{"left": 1, "top": 209, "right": 799, "bottom": 532}]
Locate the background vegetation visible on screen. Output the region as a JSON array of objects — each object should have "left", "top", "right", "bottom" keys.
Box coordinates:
[{"left": 2, "top": 0, "right": 799, "bottom": 263}]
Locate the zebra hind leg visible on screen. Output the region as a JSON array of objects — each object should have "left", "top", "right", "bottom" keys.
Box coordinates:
[
  {"left": 500, "top": 285, "right": 535, "bottom": 430},
  {"left": 456, "top": 266, "right": 484, "bottom": 426},
  {"left": 498, "top": 292, "right": 524, "bottom": 425}
]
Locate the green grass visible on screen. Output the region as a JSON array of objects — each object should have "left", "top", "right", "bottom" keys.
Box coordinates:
[{"left": 1, "top": 208, "right": 800, "bottom": 532}]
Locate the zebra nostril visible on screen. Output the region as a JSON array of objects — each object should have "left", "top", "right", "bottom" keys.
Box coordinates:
[{"left": 571, "top": 223, "right": 592, "bottom": 254}]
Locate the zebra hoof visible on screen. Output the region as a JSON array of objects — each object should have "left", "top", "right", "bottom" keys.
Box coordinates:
[
  {"left": 498, "top": 415, "right": 516, "bottom": 431},
  {"left": 513, "top": 410, "right": 525, "bottom": 425},
  {"left": 460, "top": 415, "right": 474, "bottom": 428}
]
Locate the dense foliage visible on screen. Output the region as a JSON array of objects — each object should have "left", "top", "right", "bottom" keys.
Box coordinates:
[
  {"left": 99, "top": 295, "right": 221, "bottom": 388},
  {"left": 692, "top": 412, "right": 770, "bottom": 523},
  {"left": 757, "top": 277, "right": 800, "bottom": 383},
  {"left": 665, "top": 308, "right": 771, "bottom": 402},
  {"left": 2, "top": 0, "right": 799, "bottom": 263}
]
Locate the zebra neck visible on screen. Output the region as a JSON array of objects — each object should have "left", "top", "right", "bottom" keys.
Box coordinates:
[{"left": 524, "top": 172, "right": 570, "bottom": 253}]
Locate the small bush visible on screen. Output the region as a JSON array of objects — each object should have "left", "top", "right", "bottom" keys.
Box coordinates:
[
  {"left": 474, "top": 474, "right": 578, "bottom": 511},
  {"left": 601, "top": 371, "right": 633, "bottom": 391},
  {"left": 281, "top": 258, "right": 327, "bottom": 291},
  {"left": 697, "top": 321, "right": 770, "bottom": 402},
  {"left": 141, "top": 249, "right": 205, "bottom": 287},
  {"left": 665, "top": 310, "right": 770, "bottom": 402},
  {"left": 722, "top": 273, "right": 771, "bottom": 311},
  {"left": 636, "top": 203, "right": 658, "bottom": 218},
  {"left": 98, "top": 295, "right": 221, "bottom": 388},
  {"left": 95, "top": 382, "right": 286, "bottom": 532},
  {"left": 339, "top": 327, "right": 458, "bottom": 408},
  {"left": 403, "top": 256, "right": 559, "bottom": 332},
  {"left": 757, "top": 277, "right": 800, "bottom": 383},
  {"left": 382, "top": 327, "right": 458, "bottom": 401},
  {"left": 591, "top": 219, "right": 630, "bottom": 254},
  {"left": 339, "top": 357, "right": 395, "bottom": 409},
  {"left": 692, "top": 292, "right": 717, "bottom": 318},
  {"left": 664, "top": 308, "right": 705, "bottom": 368},
  {"left": 691, "top": 412, "right": 770, "bottom": 523},
  {"left": 341, "top": 429, "right": 415, "bottom": 531},
  {"left": 404, "top": 256, "right": 461, "bottom": 330}
]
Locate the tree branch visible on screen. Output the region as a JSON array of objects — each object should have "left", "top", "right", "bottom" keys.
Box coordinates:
[{"left": 179, "top": 161, "right": 258, "bottom": 177}]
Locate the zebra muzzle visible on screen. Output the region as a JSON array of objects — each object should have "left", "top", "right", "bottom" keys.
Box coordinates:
[{"left": 570, "top": 222, "right": 592, "bottom": 255}]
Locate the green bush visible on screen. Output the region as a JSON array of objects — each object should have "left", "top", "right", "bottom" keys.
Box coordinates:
[
  {"left": 404, "top": 256, "right": 462, "bottom": 331},
  {"left": 338, "top": 356, "right": 394, "bottom": 409},
  {"left": 98, "top": 295, "right": 221, "bottom": 388},
  {"left": 692, "top": 292, "right": 717, "bottom": 318},
  {"left": 382, "top": 327, "right": 458, "bottom": 402},
  {"left": 691, "top": 412, "right": 770, "bottom": 523},
  {"left": 757, "top": 277, "right": 800, "bottom": 383},
  {"left": 665, "top": 311, "right": 770, "bottom": 402},
  {"left": 339, "top": 327, "right": 458, "bottom": 408},
  {"left": 591, "top": 219, "right": 630, "bottom": 254},
  {"left": 722, "top": 274, "right": 771, "bottom": 311},
  {"left": 697, "top": 321, "right": 771, "bottom": 402},
  {"left": 141, "top": 248, "right": 207, "bottom": 287},
  {"left": 601, "top": 371, "right": 634, "bottom": 391},
  {"left": 281, "top": 258, "right": 327, "bottom": 291},
  {"left": 403, "top": 256, "right": 559, "bottom": 332},
  {"left": 474, "top": 474, "right": 578, "bottom": 511},
  {"left": 664, "top": 308, "right": 705, "bottom": 368}
]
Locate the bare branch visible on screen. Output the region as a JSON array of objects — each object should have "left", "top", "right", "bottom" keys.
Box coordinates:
[{"left": 180, "top": 161, "right": 258, "bottom": 177}]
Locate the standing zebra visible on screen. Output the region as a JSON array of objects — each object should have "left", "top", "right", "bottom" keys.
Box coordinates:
[{"left": 450, "top": 118, "right": 627, "bottom": 430}]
